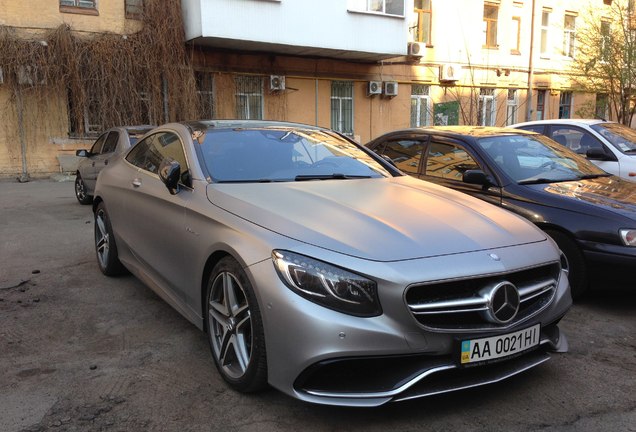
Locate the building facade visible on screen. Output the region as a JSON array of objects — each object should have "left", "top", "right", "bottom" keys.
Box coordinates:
[{"left": 0, "top": 0, "right": 616, "bottom": 177}]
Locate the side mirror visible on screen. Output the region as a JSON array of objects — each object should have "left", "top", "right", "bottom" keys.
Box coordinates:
[
  {"left": 76, "top": 149, "right": 89, "bottom": 157},
  {"left": 159, "top": 158, "right": 181, "bottom": 195},
  {"left": 586, "top": 148, "right": 609, "bottom": 161},
  {"left": 463, "top": 169, "right": 491, "bottom": 186}
]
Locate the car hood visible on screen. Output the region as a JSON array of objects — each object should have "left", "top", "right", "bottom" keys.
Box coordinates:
[
  {"left": 207, "top": 176, "right": 546, "bottom": 261},
  {"left": 538, "top": 176, "right": 636, "bottom": 219}
]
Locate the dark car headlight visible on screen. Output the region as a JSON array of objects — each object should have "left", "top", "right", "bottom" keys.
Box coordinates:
[
  {"left": 272, "top": 250, "right": 381, "bottom": 317},
  {"left": 619, "top": 229, "right": 636, "bottom": 246}
]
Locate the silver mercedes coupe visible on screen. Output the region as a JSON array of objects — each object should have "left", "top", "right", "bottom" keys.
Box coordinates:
[{"left": 92, "top": 120, "right": 571, "bottom": 406}]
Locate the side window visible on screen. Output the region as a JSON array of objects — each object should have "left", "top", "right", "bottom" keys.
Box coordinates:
[
  {"left": 101, "top": 132, "right": 119, "bottom": 154},
  {"left": 126, "top": 132, "right": 190, "bottom": 185},
  {"left": 376, "top": 139, "right": 425, "bottom": 174},
  {"left": 550, "top": 127, "right": 604, "bottom": 155},
  {"left": 90, "top": 133, "right": 108, "bottom": 154},
  {"left": 425, "top": 142, "right": 480, "bottom": 181},
  {"left": 517, "top": 125, "right": 545, "bottom": 134}
]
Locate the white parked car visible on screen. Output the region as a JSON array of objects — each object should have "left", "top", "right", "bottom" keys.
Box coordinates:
[{"left": 512, "top": 119, "right": 636, "bottom": 182}]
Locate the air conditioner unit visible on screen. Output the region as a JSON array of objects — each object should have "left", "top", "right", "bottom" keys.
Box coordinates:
[
  {"left": 384, "top": 81, "right": 398, "bottom": 97},
  {"left": 368, "top": 81, "right": 382, "bottom": 96},
  {"left": 270, "top": 75, "right": 285, "bottom": 91},
  {"left": 408, "top": 42, "right": 425, "bottom": 57},
  {"left": 439, "top": 64, "right": 460, "bottom": 82}
]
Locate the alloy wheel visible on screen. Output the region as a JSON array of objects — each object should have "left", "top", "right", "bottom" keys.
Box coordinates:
[{"left": 208, "top": 271, "right": 253, "bottom": 379}]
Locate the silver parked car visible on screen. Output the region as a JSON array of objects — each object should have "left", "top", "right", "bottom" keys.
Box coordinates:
[
  {"left": 74, "top": 125, "right": 155, "bottom": 204},
  {"left": 93, "top": 120, "right": 571, "bottom": 406}
]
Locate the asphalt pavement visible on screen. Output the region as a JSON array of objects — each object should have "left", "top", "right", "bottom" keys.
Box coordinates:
[{"left": 1, "top": 179, "right": 635, "bottom": 432}]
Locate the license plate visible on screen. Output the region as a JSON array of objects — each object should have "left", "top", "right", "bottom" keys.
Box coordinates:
[{"left": 459, "top": 324, "right": 541, "bottom": 365}]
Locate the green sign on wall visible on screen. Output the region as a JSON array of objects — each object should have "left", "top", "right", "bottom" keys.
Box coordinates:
[{"left": 433, "top": 101, "right": 459, "bottom": 126}]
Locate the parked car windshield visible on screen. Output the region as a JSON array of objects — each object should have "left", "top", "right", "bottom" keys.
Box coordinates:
[
  {"left": 591, "top": 122, "right": 636, "bottom": 153},
  {"left": 200, "top": 127, "right": 393, "bottom": 182},
  {"left": 476, "top": 134, "right": 608, "bottom": 184}
]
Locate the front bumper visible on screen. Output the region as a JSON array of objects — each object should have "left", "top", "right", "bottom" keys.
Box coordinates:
[{"left": 248, "top": 243, "right": 572, "bottom": 407}]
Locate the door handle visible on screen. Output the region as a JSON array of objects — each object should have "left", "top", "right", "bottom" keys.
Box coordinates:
[{"left": 132, "top": 178, "right": 142, "bottom": 188}]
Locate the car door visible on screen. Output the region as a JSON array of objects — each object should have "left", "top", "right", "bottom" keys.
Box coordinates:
[
  {"left": 90, "top": 131, "right": 119, "bottom": 183},
  {"left": 547, "top": 125, "right": 619, "bottom": 176},
  {"left": 82, "top": 132, "right": 109, "bottom": 190},
  {"left": 122, "top": 130, "right": 195, "bottom": 304},
  {"left": 419, "top": 137, "right": 503, "bottom": 207}
]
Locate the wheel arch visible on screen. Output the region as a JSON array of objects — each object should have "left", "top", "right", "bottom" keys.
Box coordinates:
[{"left": 200, "top": 250, "right": 233, "bottom": 331}]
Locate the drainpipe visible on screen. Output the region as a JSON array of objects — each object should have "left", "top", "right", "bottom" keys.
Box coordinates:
[
  {"left": 16, "top": 86, "right": 29, "bottom": 183},
  {"left": 526, "top": 0, "right": 536, "bottom": 122}
]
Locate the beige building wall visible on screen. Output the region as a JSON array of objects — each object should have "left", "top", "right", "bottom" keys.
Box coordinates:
[{"left": 0, "top": 0, "right": 618, "bottom": 176}]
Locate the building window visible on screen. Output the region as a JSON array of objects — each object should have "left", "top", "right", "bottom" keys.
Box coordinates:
[
  {"left": 61, "top": 0, "right": 96, "bottom": 7},
  {"left": 600, "top": 20, "right": 611, "bottom": 62},
  {"left": 563, "top": 14, "right": 576, "bottom": 58},
  {"left": 536, "top": 89, "right": 546, "bottom": 120},
  {"left": 559, "top": 91, "right": 572, "bottom": 119},
  {"left": 125, "top": 0, "right": 143, "bottom": 19},
  {"left": 195, "top": 72, "right": 215, "bottom": 119},
  {"left": 506, "top": 89, "right": 518, "bottom": 125},
  {"left": 483, "top": 3, "right": 499, "bottom": 48},
  {"left": 410, "top": 84, "right": 431, "bottom": 127},
  {"left": 235, "top": 76, "right": 263, "bottom": 120},
  {"left": 478, "top": 88, "right": 496, "bottom": 126},
  {"left": 596, "top": 93, "right": 609, "bottom": 119},
  {"left": 414, "top": 0, "right": 432, "bottom": 44},
  {"left": 331, "top": 81, "right": 354, "bottom": 136},
  {"left": 540, "top": 9, "right": 550, "bottom": 57},
  {"left": 511, "top": 16, "right": 521, "bottom": 54},
  {"left": 349, "top": 0, "right": 404, "bottom": 16}
]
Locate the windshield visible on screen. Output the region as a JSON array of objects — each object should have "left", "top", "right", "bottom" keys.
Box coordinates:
[
  {"left": 476, "top": 134, "right": 608, "bottom": 184},
  {"left": 591, "top": 122, "right": 636, "bottom": 153},
  {"left": 199, "top": 127, "right": 393, "bottom": 182}
]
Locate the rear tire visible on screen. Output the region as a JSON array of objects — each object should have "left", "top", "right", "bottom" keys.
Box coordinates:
[
  {"left": 545, "top": 229, "right": 587, "bottom": 300},
  {"left": 75, "top": 174, "right": 93, "bottom": 205},
  {"left": 94, "top": 202, "right": 126, "bottom": 276},
  {"left": 205, "top": 257, "right": 268, "bottom": 392}
]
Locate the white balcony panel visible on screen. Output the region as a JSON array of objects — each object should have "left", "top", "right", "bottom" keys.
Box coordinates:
[{"left": 182, "top": 0, "right": 408, "bottom": 61}]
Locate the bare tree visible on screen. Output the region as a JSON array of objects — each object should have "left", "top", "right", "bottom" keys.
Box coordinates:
[{"left": 570, "top": 0, "right": 636, "bottom": 125}]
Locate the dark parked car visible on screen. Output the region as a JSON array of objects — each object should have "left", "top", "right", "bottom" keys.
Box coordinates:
[
  {"left": 366, "top": 126, "right": 636, "bottom": 298},
  {"left": 92, "top": 120, "right": 570, "bottom": 406},
  {"left": 74, "top": 125, "right": 155, "bottom": 204}
]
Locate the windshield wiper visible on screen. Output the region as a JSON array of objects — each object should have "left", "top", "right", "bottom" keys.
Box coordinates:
[
  {"left": 517, "top": 178, "right": 559, "bottom": 185},
  {"left": 294, "top": 173, "right": 372, "bottom": 181},
  {"left": 216, "top": 178, "right": 280, "bottom": 183},
  {"left": 577, "top": 173, "right": 612, "bottom": 180}
]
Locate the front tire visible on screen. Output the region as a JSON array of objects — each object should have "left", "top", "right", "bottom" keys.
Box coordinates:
[
  {"left": 205, "top": 257, "right": 267, "bottom": 392},
  {"left": 94, "top": 202, "right": 126, "bottom": 276},
  {"left": 545, "top": 229, "right": 587, "bottom": 300},
  {"left": 75, "top": 174, "right": 92, "bottom": 205}
]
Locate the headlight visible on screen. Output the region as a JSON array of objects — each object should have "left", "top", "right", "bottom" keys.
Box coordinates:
[
  {"left": 272, "top": 250, "right": 381, "bottom": 317},
  {"left": 619, "top": 229, "right": 636, "bottom": 246}
]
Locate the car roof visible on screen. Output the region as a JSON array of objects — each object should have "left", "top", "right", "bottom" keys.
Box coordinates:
[
  {"left": 513, "top": 119, "right": 612, "bottom": 127},
  {"left": 374, "top": 126, "right": 536, "bottom": 139},
  {"left": 182, "top": 119, "right": 326, "bottom": 132}
]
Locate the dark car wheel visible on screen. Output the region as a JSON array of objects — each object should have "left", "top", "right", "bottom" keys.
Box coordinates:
[
  {"left": 545, "top": 229, "right": 587, "bottom": 300},
  {"left": 205, "top": 257, "right": 267, "bottom": 392},
  {"left": 94, "top": 202, "right": 126, "bottom": 276},
  {"left": 75, "top": 174, "right": 93, "bottom": 205}
]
